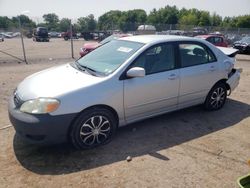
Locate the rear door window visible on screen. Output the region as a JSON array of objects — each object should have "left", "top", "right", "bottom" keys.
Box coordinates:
[
  {"left": 214, "top": 37, "right": 223, "bottom": 44},
  {"left": 179, "top": 43, "right": 216, "bottom": 68},
  {"left": 207, "top": 37, "right": 215, "bottom": 44}
]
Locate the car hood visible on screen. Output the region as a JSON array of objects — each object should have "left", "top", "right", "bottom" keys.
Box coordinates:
[
  {"left": 16, "top": 63, "right": 103, "bottom": 101},
  {"left": 83, "top": 42, "right": 100, "bottom": 49}
]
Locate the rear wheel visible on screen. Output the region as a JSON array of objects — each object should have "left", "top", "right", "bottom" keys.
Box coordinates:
[
  {"left": 204, "top": 82, "right": 227, "bottom": 110},
  {"left": 70, "top": 108, "right": 117, "bottom": 149}
]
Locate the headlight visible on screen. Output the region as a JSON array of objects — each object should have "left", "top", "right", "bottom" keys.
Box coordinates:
[{"left": 20, "top": 98, "right": 60, "bottom": 114}]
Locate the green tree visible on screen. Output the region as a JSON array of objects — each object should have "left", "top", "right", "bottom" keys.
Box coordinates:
[
  {"left": 148, "top": 6, "right": 178, "bottom": 25},
  {"left": 160, "top": 5, "right": 179, "bottom": 24},
  {"left": 178, "top": 8, "right": 189, "bottom": 19},
  {"left": 198, "top": 11, "right": 211, "bottom": 26},
  {"left": 59, "top": 18, "right": 71, "bottom": 32},
  {"left": 0, "top": 16, "right": 13, "bottom": 30},
  {"left": 222, "top": 16, "right": 233, "bottom": 27},
  {"left": 86, "top": 14, "right": 97, "bottom": 31},
  {"left": 179, "top": 14, "right": 198, "bottom": 26},
  {"left": 42, "top": 13, "right": 59, "bottom": 31},
  {"left": 12, "top": 15, "right": 36, "bottom": 28},
  {"left": 98, "top": 10, "right": 122, "bottom": 30},
  {"left": 119, "top": 9, "right": 147, "bottom": 31},
  {"left": 211, "top": 13, "right": 222, "bottom": 26},
  {"left": 77, "top": 14, "right": 97, "bottom": 32},
  {"left": 236, "top": 15, "right": 250, "bottom": 28},
  {"left": 77, "top": 17, "right": 88, "bottom": 32},
  {"left": 147, "top": 8, "right": 159, "bottom": 24}
]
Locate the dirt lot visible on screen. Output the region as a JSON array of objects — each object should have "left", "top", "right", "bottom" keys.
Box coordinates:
[
  {"left": 0, "top": 38, "right": 250, "bottom": 188},
  {"left": 0, "top": 38, "right": 87, "bottom": 63}
]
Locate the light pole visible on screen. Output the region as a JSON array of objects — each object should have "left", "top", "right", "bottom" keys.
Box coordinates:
[
  {"left": 70, "top": 19, "right": 74, "bottom": 59},
  {"left": 18, "top": 10, "right": 29, "bottom": 64}
]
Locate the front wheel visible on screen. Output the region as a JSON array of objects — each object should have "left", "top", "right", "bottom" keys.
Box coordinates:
[
  {"left": 204, "top": 82, "right": 227, "bottom": 111},
  {"left": 70, "top": 108, "right": 117, "bottom": 149}
]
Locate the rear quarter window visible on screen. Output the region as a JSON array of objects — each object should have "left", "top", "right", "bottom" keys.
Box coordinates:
[{"left": 179, "top": 43, "right": 216, "bottom": 68}]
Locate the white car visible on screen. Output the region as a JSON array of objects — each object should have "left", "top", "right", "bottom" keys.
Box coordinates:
[{"left": 8, "top": 35, "right": 241, "bottom": 149}]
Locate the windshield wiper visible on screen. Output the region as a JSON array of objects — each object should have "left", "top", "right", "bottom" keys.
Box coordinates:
[
  {"left": 74, "top": 61, "right": 97, "bottom": 76},
  {"left": 81, "top": 65, "right": 97, "bottom": 73}
]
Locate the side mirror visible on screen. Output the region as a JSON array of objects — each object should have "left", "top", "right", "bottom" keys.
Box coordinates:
[{"left": 126, "top": 67, "right": 145, "bottom": 78}]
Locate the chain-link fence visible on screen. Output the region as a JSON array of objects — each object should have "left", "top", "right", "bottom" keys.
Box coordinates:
[{"left": 0, "top": 23, "right": 250, "bottom": 64}]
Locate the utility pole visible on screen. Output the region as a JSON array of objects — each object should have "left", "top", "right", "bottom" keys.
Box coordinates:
[
  {"left": 70, "top": 20, "right": 74, "bottom": 59},
  {"left": 18, "top": 16, "right": 28, "bottom": 64}
]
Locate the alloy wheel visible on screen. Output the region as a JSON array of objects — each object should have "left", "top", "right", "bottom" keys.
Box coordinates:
[
  {"left": 210, "top": 87, "right": 226, "bottom": 109},
  {"left": 79, "top": 116, "right": 111, "bottom": 146}
]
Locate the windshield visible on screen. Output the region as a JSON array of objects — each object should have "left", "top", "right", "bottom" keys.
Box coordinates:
[
  {"left": 77, "top": 40, "right": 144, "bottom": 75},
  {"left": 241, "top": 37, "right": 250, "bottom": 43}
]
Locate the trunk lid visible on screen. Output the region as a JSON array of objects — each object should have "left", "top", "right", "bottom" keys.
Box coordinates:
[{"left": 217, "top": 47, "right": 238, "bottom": 57}]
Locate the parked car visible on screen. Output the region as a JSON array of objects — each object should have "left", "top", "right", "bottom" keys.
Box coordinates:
[
  {"left": 80, "top": 31, "right": 109, "bottom": 41},
  {"left": 8, "top": 35, "right": 241, "bottom": 149},
  {"left": 79, "top": 34, "right": 131, "bottom": 57},
  {"left": 49, "top": 31, "right": 60, "bottom": 38},
  {"left": 196, "top": 35, "right": 228, "bottom": 47},
  {"left": 192, "top": 27, "right": 208, "bottom": 36},
  {"left": 25, "top": 30, "right": 33, "bottom": 38},
  {"left": 33, "top": 27, "right": 49, "bottom": 42},
  {"left": 233, "top": 36, "right": 250, "bottom": 54},
  {"left": 61, "top": 31, "right": 78, "bottom": 40},
  {"left": 0, "top": 32, "right": 21, "bottom": 38},
  {"left": 0, "top": 34, "right": 4, "bottom": 42},
  {"left": 0, "top": 32, "right": 14, "bottom": 38},
  {"left": 225, "top": 34, "right": 242, "bottom": 45},
  {"left": 137, "top": 24, "right": 156, "bottom": 35}
]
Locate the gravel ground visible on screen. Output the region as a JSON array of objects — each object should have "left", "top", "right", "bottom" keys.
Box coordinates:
[{"left": 0, "top": 38, "right": 250, "bottom": 188}]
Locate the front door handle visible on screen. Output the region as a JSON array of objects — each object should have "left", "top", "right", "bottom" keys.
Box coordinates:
[
  {"left": 209, "top": 66, "right": 216, "bottom": 71},
  {"left": 168, "top": 74, "right": 177, "bottom": 80}
]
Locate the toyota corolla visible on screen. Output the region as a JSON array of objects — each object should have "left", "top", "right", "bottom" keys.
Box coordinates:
[{"left": 8, "top": 35, "right": 241, "bottom": 149}]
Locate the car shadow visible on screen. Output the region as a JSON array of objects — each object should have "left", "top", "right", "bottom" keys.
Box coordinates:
[{"left": 13, "top": 98, "right": 250, "bottom": 175}]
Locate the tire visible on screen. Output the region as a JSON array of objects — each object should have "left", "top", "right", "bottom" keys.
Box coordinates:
[
  {"left": 70, "top": 108, "right": 117, "bottom": 149},
  {"left": 204, "top": 82, "right": 227, "bottom": 111}
]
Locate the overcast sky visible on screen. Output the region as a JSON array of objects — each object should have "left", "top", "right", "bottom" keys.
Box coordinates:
[{"left": 0, "top": 0, "right": 249, "bottom": 22}]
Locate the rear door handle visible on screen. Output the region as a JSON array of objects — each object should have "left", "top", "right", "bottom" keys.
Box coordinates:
[{"left": 168, "top": 74, "right": 177, "bottom": 80}]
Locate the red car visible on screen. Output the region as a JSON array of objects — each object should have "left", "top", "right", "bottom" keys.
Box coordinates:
[
  {"left": 61, "top": 31, "right": 78, "bottom": 40},
  {"left": 79, "top": 34, "right": 131, "bottom": 57},
  {"left": 195, "top": 35, "right": 228, "bottom": 47}
]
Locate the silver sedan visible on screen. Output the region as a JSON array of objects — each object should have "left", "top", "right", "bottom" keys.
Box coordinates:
[{"left": 8, "top": 35, "right": 241, "bottom": 149}]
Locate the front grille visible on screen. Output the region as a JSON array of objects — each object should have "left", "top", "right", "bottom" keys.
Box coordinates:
[{"left": 13, "top": 92, "right": 23, "bottom": 107}]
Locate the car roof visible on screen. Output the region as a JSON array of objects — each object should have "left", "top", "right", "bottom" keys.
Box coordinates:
[
  {"left": 119, "top": 34, "right": 202, "bottom": 44},
  {"left": 196, "top": 35, "right": 223, "bottom": 39}
]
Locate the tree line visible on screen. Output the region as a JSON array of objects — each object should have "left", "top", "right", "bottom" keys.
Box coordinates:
[{"left": 1, "top": 5, "right": 250, "bottom": 32}]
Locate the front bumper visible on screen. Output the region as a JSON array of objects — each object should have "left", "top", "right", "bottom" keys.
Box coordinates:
[{"left": 8, "top": 96, "right": 77, "bottom": 145}]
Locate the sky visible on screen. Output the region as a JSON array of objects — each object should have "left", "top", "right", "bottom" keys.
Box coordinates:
[{"left": 0, "top": 0, "right": 249, "bottom": 23}]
